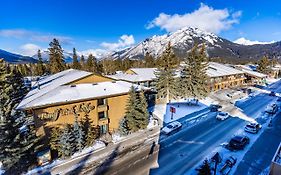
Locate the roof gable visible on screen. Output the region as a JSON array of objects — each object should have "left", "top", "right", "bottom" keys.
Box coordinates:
[{"left": 17, "top": 69, "right": 92, "bottom": 109}]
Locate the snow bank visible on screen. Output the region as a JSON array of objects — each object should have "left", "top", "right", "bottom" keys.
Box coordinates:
[
  {"left": 0, "top": 162, "right": 4, "bottom": 175},
  {"left": 112, "top": 133, "right": 126, "bottom": 144},
  {"left": 71, "top": 140, "right": 106, "bottom": 158},
  {"left": 26, "top": 140, "right": 106, "bottom": 175},
  {"left": 149, "top": 100, "right": 208, "bottom": 124}
]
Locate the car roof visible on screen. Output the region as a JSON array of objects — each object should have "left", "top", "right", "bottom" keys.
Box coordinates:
[
  {"left": 232, "top": 136, "right": 244, "bottom": 142},
  {"left": 169, "top": 121, "right": 181, "bottom": 126}
]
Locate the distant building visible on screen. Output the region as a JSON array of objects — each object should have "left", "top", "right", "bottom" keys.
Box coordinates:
[
  {"left": 235, "top": 65, "right": 267, "bottom": 85},
  {"left": 270, "top": 142, "right": 281, "bottom": 175},
  {"left": 107, "top": 68, "right": 157, "bottom": 88},
  {"left": 108, "top": 63, "right": 247, "bottom": 92},
  {"left": 17, "top": 69, "right": 149, "bottom": 158},
  {"left": 206, "top": 62, "right": 246, "bottom": 91}
]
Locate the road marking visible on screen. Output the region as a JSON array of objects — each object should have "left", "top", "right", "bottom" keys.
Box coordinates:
[{"left": 176, "top": 139, "right": 204, "bottom": 145}]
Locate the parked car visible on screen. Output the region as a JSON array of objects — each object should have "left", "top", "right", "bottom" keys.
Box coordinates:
[
  {"left": 265, "top": 104, "right": 278, "bottom": 114},
  {"left": 216, "top": 112, "right": 229, "bottom": 121},
  {"left": 269, "top": 91, "right": 276, "bottom": 96},
  {"left": 162, "top": 121, "right": 182, "bottom": 135},
  {"left": 244, "top": 122, "right": 262, "bottom": 134},
  {"left": 227, "top": 136, "right": 250, "bottom": 151},
  {"left": 210, "top": 104, "right": 222, "bottom": 112}
]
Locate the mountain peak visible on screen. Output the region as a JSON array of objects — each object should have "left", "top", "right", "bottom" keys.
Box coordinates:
[{"left": 109, "top": 27, "right": 281, "bottom": 62}]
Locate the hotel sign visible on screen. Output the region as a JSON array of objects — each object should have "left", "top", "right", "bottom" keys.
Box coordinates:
[{"left": 38, "top": 103, "right": 95, "bottom": 121}]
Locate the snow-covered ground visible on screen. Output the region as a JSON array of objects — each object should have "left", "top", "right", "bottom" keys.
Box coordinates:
[{"left": 150, "top": 100, "right": 208, "bottom": 124}]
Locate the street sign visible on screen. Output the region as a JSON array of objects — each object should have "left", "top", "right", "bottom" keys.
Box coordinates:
[{"left": 170, "top": 106, "right": 176, "bottom": 113}]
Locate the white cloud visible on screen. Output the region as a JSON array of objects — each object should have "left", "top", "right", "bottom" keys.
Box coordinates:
[
  {"left": 20, "top": 43, "right": 41, "bottom": 56},
  {"left": 0, "top": 29, "right": 73, "bottom": 45},
  {"left": 78, "top": 49, "right": 108, "bottom": 58},
  {"left": 234, "top": 37, "right": 275, "bottom": 45},
  {"left": 147, "top": 3, "right": 242, "bottom": 34},
  {"left": 100, "top": 34, "right": 135, "bottom": 51},
  {"left": 0, "top": 29, "right": 30, "bottom": 38}
]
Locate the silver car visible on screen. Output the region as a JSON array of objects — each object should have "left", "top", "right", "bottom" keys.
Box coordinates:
[{"left": 244, "top": 122, "right": 262, "bottom": 134}]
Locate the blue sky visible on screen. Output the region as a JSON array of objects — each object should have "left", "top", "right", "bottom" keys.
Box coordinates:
[{"left": 1, "top": 0, "right": 281, "bottom": 57}]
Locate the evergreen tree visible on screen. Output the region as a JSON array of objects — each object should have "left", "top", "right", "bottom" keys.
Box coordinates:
[
  {"left": 119, "top": 117, "right": 129, "bottom": 135},
  {"left": 50, "top": 127, "right": 61, "bottom": 151},
  {"left": 73, "top": 116, "right": 84, "bottom": 152},
  {"left": 86, "top": 54, "right": 94, "bottom": 72},
  {"left": 195, "top": 44, "right": 209, "bottom": 99},
  {"left": 121, "top": 86, "right": 144, "bottom": 132},
  {"left": 48, "top": 38, "right": 65, "bottom": 74},
  {"left": 80, "top": 55, "right": 85, "bottom": 70},
  {"left": 0, "top": 61, "right": 37, "bottom": 173},
  {"left": 155, "top": 42, "right": 179, "bottom": 103},
  {"left": 81, "top": 115, "right": 98, "bottom": 147},
  {"left": 58, "top": 125, "right": 74, "bottom": 158},
  {"left": 72, "top": 48, "right": 81, "bottom": 70},
  {"left": 197, "top": 159, "right": 211, "bottom": 175},
  {"left": 257, "top": 56, "right": 270, "bottom": 74},
  {"left": 85, "top": 54, "right": 99, "bottom": 73},
  {"left": 144, "top": 53, "right": 155, "bottom": 68},
  {"left": 180, "top": 44, "right": 209, "bottom": 100},
  {"left": 36, "top": 49, "right": 45, "bottom": 76},
  {"left": 136, "top": 90, "right": 149, "bottom": 129}
]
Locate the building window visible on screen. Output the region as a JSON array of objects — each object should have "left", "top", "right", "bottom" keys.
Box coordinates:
[
  {"left": 100, "top": 124, "right": 108, "bottom": 134},
  {"left": 98, "top": 98, "right": 106, "bottom": 106},
  {"left": 98, "top": 111, "right": 107, "bottom": 120}
]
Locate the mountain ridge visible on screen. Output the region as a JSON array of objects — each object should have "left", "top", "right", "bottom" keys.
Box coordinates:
[{"left": 108, "top": 27, "right": 281, "bottom": 63}]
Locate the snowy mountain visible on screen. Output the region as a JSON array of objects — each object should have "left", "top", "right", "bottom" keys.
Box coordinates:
[
  {"left": 32, "top": 50, "right": 78, "bottom": 63},
  {"left": 109, "top": 27, "right": 281, "bottom": 62},
  {"left": 0, "top": 49, "right": 37, "bottom": 64}
]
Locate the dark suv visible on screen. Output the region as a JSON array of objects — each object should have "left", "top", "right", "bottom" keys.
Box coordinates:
[{"left": 227, "top": 136, "right": 249, "bottom": 151}]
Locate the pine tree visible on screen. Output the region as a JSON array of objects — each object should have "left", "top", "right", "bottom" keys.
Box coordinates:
[
  {"left": 80, "top": 55, "right": 85, "bottom": 70},
  {"left": 195, "top": 44, "right": 209, "bottom": 99},
  {"left": 119, "top": 117, "right": 129, "bottom": 135},
  {"left": 72, "top": 48, "right": 81, "bottom": 70},
  {"left": 136, "top": 90, "right": 149, "bottom": 129},
  {"left": 86, "top": 54, "right": 94, "bottom": 72},
  {"left": 0, "top": 61, "right": 37, "bottom": 173},
  {"left": 121, "top": 86, "right": 143, "bottom": 132},
  {"left": 73, "top": 116, "right": 84, "bottom": 152},
  {"left": 197, "top": 159, "right": 211, "bottom": 175},
  {"left": 144, "top": 53, "right": 155, "bottom": 68},
  {"left": 82, "top": 115, "right": 98, "bottom": 147},
  {"left": 48, "top": 38, "right": 65, "bottom": 74},
  {"left": 50, "top": 127, "right": 61, "bottom": 151},
  {"left": 257, "top": 56, "right": 270, "bottom": 74},
  {"left": 155, "top": 42, "right": 179, "bottom": 103},
  {"left": 180, "top": 44, "right": 209, "bottom": 100},
  {"left": 58, "top": 125, "right": 74, "bottom": 158},
  {"left": 85, "top": 54, "right": 99, "bottom": 73},
  {"left": 36, "top": 49, "right": 45, "bottom": 76}
]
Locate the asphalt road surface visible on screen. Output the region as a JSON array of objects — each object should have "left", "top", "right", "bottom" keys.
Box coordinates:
[{"left": 148, "top": 82, "right": 281, "bottom": 175}]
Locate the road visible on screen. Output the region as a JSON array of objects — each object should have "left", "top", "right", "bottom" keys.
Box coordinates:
[
  {"left": 148, "top": 82, "right": 281, "bottom": 175},
  {"left": 233, "top": 80, "right": 281, "bottom": 175}
]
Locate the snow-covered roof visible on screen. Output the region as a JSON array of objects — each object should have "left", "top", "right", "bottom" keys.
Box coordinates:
[
  {"left": 19, "top": 81, "right": 147, "bottom": 109},
  {"left": 17, "top": 69, "right": 92, "bottom": 109},
  {"left": 207, "top": 62, "right": 244, "bottom": 78},
  {"left": 240, "top": 68, "right": 267, "bottom": 78},
  {"left": 107, "top": 68, "right": 157, "bottom": 82}
]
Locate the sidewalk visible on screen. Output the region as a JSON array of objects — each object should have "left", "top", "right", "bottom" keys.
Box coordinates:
[
  {"left": 234, "top": 112, "right": 281, "bottom": 175},
  {"left": 28, "top": 126, "right": 161, "bottom": 175}
]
